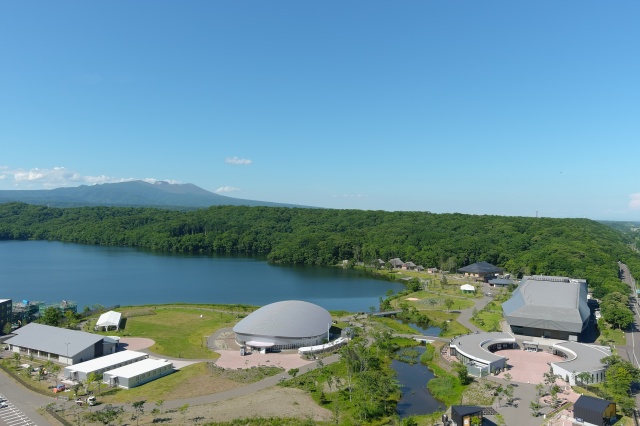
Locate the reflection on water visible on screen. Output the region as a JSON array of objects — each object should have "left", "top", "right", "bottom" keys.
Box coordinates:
[
  {"left": 393, "top": 346, "right": 443, "bottom": 417},
  {"left": 0, "top": 240, "right": 405, "bottom": 312},
  {"left": 396, "top": 318, "right": 442, "bottom": 336}
]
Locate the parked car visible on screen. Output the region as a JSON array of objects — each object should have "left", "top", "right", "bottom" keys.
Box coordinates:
[
  {"left": 0, "top": 402, "right": 8, "bottom": 409},
  {"left": 75, "top": 396, "right": 96, "bottom": 406}
]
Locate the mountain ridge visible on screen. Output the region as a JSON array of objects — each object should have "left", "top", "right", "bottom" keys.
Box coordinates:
[{"left": 0, "top": 180, "right": 305, "bottom": 209}]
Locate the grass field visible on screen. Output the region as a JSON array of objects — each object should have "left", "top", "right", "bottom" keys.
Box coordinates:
[
  {"left": 469, "top": 299, "right": 504, "bottom": 331},
  {"left": 597, "top": 324, "right": 627, "bottom": 346},
  {"left": 118, "top": 305, "right": 240, "bottom": 359},
  {"left": 98, "top": 362, "right": 282, "bottom": 403},
  {"left": 428, "top": 311, "right": 470, "bottom": 337},
  {"left": 393, "top": 291, "right": 476, "bottom": 311}
]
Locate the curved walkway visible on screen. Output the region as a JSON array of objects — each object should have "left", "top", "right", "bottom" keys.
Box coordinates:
[{"left": 456, "top": 290, "right": 493, "bottom": 333}]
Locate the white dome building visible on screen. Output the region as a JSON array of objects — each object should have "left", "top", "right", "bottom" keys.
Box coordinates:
[{"left": 233, "top": 300, "right": 332, "bottom": 351}]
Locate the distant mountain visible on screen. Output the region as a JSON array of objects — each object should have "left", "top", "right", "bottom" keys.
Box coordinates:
[{"left": 0, "top": 181, "right": 304, "bottom": 209}]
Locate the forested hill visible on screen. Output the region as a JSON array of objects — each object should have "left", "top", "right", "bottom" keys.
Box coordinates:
[{"left": 2, "top": 202, "right": 639, "bottom": 298}]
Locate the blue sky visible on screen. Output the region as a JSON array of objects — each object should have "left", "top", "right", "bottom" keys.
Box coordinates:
[{"left": 1, "top": 1, "right": 639, "bottom": 220}]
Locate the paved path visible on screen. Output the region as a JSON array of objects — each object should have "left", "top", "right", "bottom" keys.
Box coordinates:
[
  {"left": 455, "top": 284, "right": 494, "bottom": 333},
  {"left": 0, "top": 369, "right": 53, "bottom": 426}
]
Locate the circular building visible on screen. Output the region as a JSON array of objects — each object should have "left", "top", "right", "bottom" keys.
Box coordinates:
[{"left": 233, "top": 300, "right": 332, "bottom": 351}]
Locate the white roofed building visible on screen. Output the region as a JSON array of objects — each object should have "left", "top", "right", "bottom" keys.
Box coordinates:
[
  {"left": 96, "top": 311, "right": 122, "bottom": 331},
  {"left": 103, "top": 358, "right": 173, "bottom": 389},
  {"left": 460, "top": 284, "right": 475, "bottom": 293},
  {"left": 64, "top": 350, "right": 148, "bottom": 382},
  {"left": 233, "top": 300, "right": 332, "bottom": 351}
]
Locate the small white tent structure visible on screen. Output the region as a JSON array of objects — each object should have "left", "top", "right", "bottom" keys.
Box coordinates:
[
  {"left": 460, "top": 284, "right": 475, "bottom": 293},
  {"left": 96, "top": 311, "right": 122, "bottom": 331}
]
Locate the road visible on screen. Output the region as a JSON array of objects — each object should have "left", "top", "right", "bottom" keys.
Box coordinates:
[
  {"left": 616, "top": 261, "right": 640, "bottom": 418},
  {"left": 618, "top": 262, "right": 640, "bottom": 368},
  {"left": 0, "top": 371, "right": 51, "bottom": 426}
]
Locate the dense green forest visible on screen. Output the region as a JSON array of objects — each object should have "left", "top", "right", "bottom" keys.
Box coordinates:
[
  {"left": 600, "top": 220, "right": 640, "bottom": 253},
  {"left": 2, "top": 202, "right": 640, "bottom": 298}
]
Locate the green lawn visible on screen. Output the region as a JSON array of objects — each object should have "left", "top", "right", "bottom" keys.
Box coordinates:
[
  {"left": 469, "top": 310, "right": 503, "bottom": 332},
  {"left": 597, "top": 325, "right": 627, "bottom": 346},
  {"left": 469, "top": 300, "right": 504, "bottom": 331},
  {"left": 98, "top": 362, "right": 282, "bottom": 404},
  {"left": 119, "top": 305, "right": 239, "bottom": 359},
  {"left": 393, "top": 291, "right": 476, "bottom": 311}
]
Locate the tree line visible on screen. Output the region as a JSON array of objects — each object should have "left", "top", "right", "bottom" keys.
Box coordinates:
[{"left": 2, "top": 202, "right": 640, "bottom": 298}]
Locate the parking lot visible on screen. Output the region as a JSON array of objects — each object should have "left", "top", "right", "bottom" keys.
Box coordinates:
[{"left": 0, "top": 395, "right": 38, "bottom": 426}]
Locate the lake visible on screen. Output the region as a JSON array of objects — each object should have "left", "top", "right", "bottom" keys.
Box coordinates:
[{"left": 0, "top": 240, "right": 404, "bottom": 312}]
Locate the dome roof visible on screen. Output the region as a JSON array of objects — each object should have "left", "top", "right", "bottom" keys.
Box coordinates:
[{"left": 233, "top": 300, "right": 332, "bottom": 338}]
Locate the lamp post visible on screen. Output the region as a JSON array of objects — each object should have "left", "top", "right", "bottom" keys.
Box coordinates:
[{"left": 65, "top": 342, "right": 70, "bottom": 365}]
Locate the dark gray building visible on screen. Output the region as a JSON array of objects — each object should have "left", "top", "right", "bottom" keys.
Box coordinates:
[
  {"left": 573, "top": 395, "right": 616, "bottom": 426},
  {"left": 450, "top": 405, "right": 483, "bottom": 426},
  {"left": 0, "top": 299, "right": 11, "bottom": 334},
  {"left": 5, "top": 323, "right": 117, "bottom": 365},
  {"left": 502, "top": 276, "right": 590, "bottom": 341},
  {"left": 458, "top": 262, "right": 503, "bottom": 282}
]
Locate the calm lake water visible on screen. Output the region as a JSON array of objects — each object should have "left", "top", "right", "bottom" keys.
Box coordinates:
[{"left": 0, "top": 240, "right": 404, "bottom": 312}]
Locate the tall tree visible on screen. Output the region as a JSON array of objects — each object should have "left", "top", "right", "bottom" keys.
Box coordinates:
[{"left": 39, "top": 307, "right": 62, "bottom": 327}]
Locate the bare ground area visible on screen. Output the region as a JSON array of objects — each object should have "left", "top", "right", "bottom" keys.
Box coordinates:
[
  {"left": 119, "top": 337, "right": 155, "bottom": 351},
  {"left": 177, "top": 387, "right": 332, "bottom": 423},
  {"left": 57, "top": 386, "right": 332, "bottom": 425}
]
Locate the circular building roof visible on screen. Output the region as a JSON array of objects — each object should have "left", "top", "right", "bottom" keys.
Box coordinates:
[{"left": 233, "top": 300, "right": 332, "bottom": 338}]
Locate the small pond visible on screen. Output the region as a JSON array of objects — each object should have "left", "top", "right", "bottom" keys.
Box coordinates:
[
  {"left": 392, "top": 346, "right": 443, "bottom": 417},
  {"left": 395, "top": 318, "right": 442, "bottom": 336}
]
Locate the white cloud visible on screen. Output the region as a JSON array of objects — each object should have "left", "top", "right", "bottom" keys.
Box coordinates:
[
  {"left": 0, "top": 166, "right": 178, "bottom": 189},
  {"left": 629, "top": 193, "right": 640, "bottom": 210},
  {"left": 215, "top": 186, "right": 241, "bottom": 193},
  {"left": 225, "top": 156, "right": 252, "bottom": 165}
]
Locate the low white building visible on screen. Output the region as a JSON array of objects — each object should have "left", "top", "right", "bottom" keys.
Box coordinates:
[
  {"left": 298, "top": 337, "right": 349, "bottom": 356},
  {"left": 103, "top": 358, "right": 173, "bottom": 389},
  {"left": 95, "top": 311, "right": 122, "bottom": 331},
  {"left": 64, "top": 350, "right": 148, "bottom": 382},
  {"left": 449, "top": 332, "right": 517, "bottom": 376},
  {"left": 550, "top": 341, "right": 611, "bottom": 385}
]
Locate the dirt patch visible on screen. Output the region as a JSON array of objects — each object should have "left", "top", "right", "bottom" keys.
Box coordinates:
[
  {"left": 405, "top": 297, "right": 420, "bottom": 301},
  {"left": 60, "top": 386, "right": 332, "bottom": 425},
  {"left": 118, "top": 337, "right": 155, "bottom": 351},
  {"left": 170, "top": 387, "right": 332, "bottom": 423},
  {"left": 160, "top": 367, "right": 248, "bottom": 400}
]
